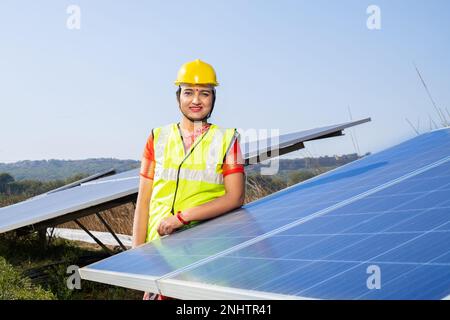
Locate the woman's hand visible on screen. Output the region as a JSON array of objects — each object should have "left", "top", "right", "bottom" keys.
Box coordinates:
[{"left": 157, "top": 214, "right": 184, "bottom": 236}]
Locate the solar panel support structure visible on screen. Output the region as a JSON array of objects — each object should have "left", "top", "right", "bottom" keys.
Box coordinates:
[
  {"left": 16, "top": 193, "right": 137, "bottom": 236},
  {"left": 95, "top": 212, "right": 127, "bottom": 251},
  {"left": 74, "top": 219, "right": 113, "bottom": 255}
]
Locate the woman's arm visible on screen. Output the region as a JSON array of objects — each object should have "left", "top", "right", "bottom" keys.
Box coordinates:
[
  {"left": 157, "top": 172, "right": 245, "bottom": 236},
  {"left": 133, "top": 132, "right": 155, "bottom": 248},
  {"left": 131, "top": 175, "right": 153, "bottom": 248}
]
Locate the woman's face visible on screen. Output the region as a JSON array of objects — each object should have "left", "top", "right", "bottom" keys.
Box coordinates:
[{"left": 178, "top": 84, "right": 214, "bottom": 122}]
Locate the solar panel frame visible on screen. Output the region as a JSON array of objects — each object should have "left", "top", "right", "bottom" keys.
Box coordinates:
[{"left": 242, "top": 118, "right": 370, "bottom": 164}]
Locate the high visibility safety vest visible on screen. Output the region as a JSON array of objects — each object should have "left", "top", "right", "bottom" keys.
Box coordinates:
[{"left": 145, "top": 123, "right": 238, "bottom": 242}]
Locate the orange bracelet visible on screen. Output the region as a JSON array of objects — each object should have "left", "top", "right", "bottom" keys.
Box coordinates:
[{"left": 176, "top": 211, "right": 189, "bottom": 225}]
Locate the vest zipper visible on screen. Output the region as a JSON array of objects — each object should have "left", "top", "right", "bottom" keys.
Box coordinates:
[
  {"left": 170, "top": 160, "right": 185, "bottom": 215},
  {"left": 170, "top": 123, "right": 212, "bottom": 215}
]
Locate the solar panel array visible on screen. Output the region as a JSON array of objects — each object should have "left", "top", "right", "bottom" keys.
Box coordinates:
[
  {"left": 80, "top": 128, "right": 450, "bottom": 299},
  {"left": 0, "top": 119, "right": 369, "bottom": 234}
]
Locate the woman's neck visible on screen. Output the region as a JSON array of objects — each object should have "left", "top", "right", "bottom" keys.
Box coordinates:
[{"left": 179, "top": 118, "right": 209, "bottom": 133}]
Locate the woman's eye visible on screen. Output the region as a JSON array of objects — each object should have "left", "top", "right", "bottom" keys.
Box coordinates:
[{"left": 184, "top": 92, "right": 192, "bottom": 96}]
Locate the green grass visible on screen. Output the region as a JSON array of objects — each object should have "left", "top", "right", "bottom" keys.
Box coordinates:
[
  {"left": 0, "top": 233, "right": 142, "bottom": 300},
  {"left": 0, "top": 256, "right": 55, "bottom": 300}
]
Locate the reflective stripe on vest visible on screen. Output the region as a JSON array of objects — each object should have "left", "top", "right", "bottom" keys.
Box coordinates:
[{"left": 146, "top": 123, "right": 237, "bottom": 242}]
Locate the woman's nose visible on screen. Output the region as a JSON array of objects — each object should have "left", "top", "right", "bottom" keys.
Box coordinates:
[{"left": 192, "top": 93, "right": 201, "bottom": 104}]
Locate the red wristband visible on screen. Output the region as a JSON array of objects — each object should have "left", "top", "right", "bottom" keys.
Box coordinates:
[{"left": 176, "top": 211, "right": 189, "bottom": 225}]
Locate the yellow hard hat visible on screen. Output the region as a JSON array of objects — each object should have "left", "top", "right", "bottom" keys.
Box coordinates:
[{"left": 174, "top": 59, "right": 219, "bottom": 86}]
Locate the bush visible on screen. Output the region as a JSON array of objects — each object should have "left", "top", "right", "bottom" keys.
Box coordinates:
[{"left": 0, "top": 256, "right": 55, "bottom": 300}]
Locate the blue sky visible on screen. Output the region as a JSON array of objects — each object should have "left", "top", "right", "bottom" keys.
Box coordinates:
[{"left": 1, "top": 0, "right": 449, "bottom": 163}]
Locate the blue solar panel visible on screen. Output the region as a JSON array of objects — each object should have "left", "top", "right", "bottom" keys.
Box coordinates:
[
  {"left": 80, "top": 128, "right": 450, "bottom": 299},
  {"left": 164, "top": 129, "right": 450, "bottom": 299},
  {"left": 0, "top": 174, "right": 139, "bottom": 233}
]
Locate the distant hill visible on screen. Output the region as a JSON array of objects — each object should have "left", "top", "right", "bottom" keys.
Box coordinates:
[
  {"left": 0, "top": 158, "right": 140, "bottom": 182},
  {"left": 0, "top": 154, "right": 368, "bottom": 182}
]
